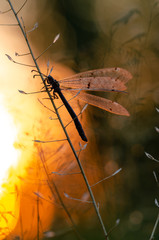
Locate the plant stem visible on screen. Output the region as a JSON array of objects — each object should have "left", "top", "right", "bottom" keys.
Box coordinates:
[
  {"left": 7, "top": 1, "right": 109, "bottom": 238},
  {"left": 38, "top": 146, "right": 83, "bottom": 240},
  {"left": 149, "top": 212, "right": 159, "bottom": 240}
]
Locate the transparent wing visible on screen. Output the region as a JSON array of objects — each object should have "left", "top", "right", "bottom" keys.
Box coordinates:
[
  {"left": 72, "top": 91, "right": 130, "bottom": 116},
  {"left": 60, "top": 68, "right": 132, "bottom": 92}
]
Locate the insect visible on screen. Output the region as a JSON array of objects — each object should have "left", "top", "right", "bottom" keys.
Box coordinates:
[{"left": 19, "top": 67, "right": 132, "bottom": 142}]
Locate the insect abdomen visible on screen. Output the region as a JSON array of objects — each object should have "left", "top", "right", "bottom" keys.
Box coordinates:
[{"left": 58, "top": 90, "right": 88, "bottom": 142}]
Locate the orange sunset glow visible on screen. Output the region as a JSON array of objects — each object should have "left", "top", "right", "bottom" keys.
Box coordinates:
[
  {"left": 0, "top": 13, "right": 83, "bottom": 238},
  {"left": 0, "top": 3, "right": 57, "bottom": 237},
  {"left": 0, "top": 0, "right": 131, "bottom": 237},
  {"left": 0, "top": 96, "right": 20, "bottom": 188},
  {"left": 0, "top": 95, "right": 20, "bottom": 238},
  {"left": 1, "top": 0, "right": 158, "bottom": 240}
]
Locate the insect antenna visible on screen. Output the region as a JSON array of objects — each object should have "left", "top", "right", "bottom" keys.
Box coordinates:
[
  {"left": 46, "top": 61, "right": 50, "bottom": 76},
  {"left": 49, "top": 67, "right": 53, "bottom": 75}
]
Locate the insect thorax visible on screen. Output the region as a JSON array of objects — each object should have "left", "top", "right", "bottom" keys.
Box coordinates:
[{"left": 47, "top": 75, "right": 60, "bottom": 91}]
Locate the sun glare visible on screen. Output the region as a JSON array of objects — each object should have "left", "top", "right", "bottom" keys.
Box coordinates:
[{"left": 0, "top": 95, "right": 19, "bottom": 190}]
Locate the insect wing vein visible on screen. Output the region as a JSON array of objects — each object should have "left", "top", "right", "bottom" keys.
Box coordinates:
[
  {"left": 75, "top": 92, "right": 130, "bottom": 116},
  {"left": 60, "top": 67, "right": 132, "bottom": 92}
]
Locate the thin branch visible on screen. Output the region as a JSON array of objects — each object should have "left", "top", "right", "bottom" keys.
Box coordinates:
[
  {"left": 35, "top": 33, "right": 60, "bottom": 60},
  {"left": 149, "top": 212, "right": 159, "bottom": 240},
  {"left": 155, "top": 126, "right": 159, "bottom": 133},
  {"left": 64, "top": 192, "right": 93, "bottom": 203},
  {"left": 51, "top": 171, "right": 81, "bottom": 176},
  {"left": 0, "top": 23, "right": 18, "bottom": 26},
  {"left": 64, "top": 104, "right": 88, "bottom": 129},
  {"left": 38, "top": 98, "right": 56, "bottom": 114},
  {"left": 49, "top": 116, "right": 58, "bottom": 120},
  {"left": 153, "top": 171, "right": 159, "bottom": 187},
  {"left": 43, "top": 228, "right": 73, "bottom": 238},
  {"left": 19, "top": 212, "right": 24, "bottom": 240},
  {"left": 57, "top": 90, "right": 82, "bottom": 110},
  {"left": 33, "top": 192, "right": 60, "bottom": 206},
  {"left": 36, "top": 194, "right": 40, "bottom": 240},
  {"left": 38, "top": 146, "right": 83, "bottom": 240},
  {"left": 145, "top": 152, "right": 159, "bottom": 163},
  {"left": 33, "top": 139, "right": 67, "bottom": 143},
  {"left": 15, "top": 51, "right": 31, "bottom": 57},
  {"left": 16, "top": 0, "right": 28, "bottom": 15},
  {"left": 20, "top": 16, "right": 27, "bottom": 35},
  {"left": 91, "top": 168, "right": 122, "bottom": 188},
  {"left": 27, "top": 22, "right": 38, "bottom": 34},
  {"left": 107, "top": 219, "right": 120, "bottom": 237},
  {"left": 0, "top": 8, "right": 12, "bottom": 14},
  {"left": 7, "top": 1, "right": 109, "bottom": 238},
  {"left": 76, "top": 142, "right": 88, "bottom": 159},
  {"left": 5, "top": 54, "right": 35, "bottom": 67}
]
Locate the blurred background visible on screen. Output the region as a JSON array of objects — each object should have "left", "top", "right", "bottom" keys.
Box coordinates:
[{"left": 0, "top": 0, "right": 159, "bottom": 239}]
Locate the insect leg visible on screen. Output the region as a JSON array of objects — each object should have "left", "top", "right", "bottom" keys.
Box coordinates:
[
  {"left": 31, "top": 69, "right": 48, "bottom": 78},
  {"left": 53, "top": 91, "right": 58, "bottom": 99}
]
